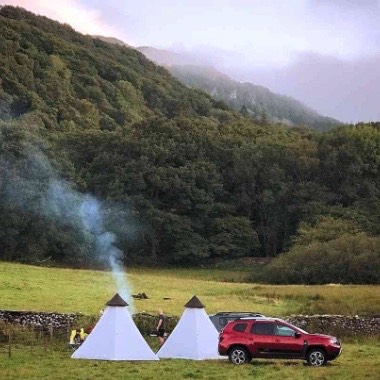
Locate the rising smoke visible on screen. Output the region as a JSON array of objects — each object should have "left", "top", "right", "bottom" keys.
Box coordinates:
[
  {"left": 47, "top": 181, "right": 135, "bottom": 310},
  {"left": 0, "top": 125, "right": 134, "bottom": 311}
]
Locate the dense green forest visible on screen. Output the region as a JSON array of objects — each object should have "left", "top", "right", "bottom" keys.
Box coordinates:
[
  {"left": 137, "top": 47, "right": 340, "bottom": 130},
  {"left": 0, "top": 7, "right": 379, "bottom": 283}
]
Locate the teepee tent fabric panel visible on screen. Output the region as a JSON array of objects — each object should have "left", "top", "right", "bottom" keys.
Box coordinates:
[
  {"left": 192, "top": 308, "right": 223, "bottom": 359},
  {"left": 157, "top": 307, "right": 223, "bottom": 360},
  {"left": 157, "top": 308, "right": 198, "bottom": 359},
  {"left": 72, "top": 306, "right": 116, "bottom": 359},
  {"left": 72, "top": 305, "right": 158, "bottom": 361}
]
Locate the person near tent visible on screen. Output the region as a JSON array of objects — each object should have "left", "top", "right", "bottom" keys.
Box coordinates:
[
  {"left": 85, "top": 324, "right": 94, "bottom": 335},
  {"left": 69, "top": 328, "right": 81, "bottom": 345},
  {"left": 156, "top": 308, "right": 166, "bottom": 346},
  {"left": 69, "top": 327, "right": 86, "bottom": 351},
  {"left": 79, "top": 328, "right": 86, "bottom": 342},
  {"left": 69, "top": 327, "right": 87, "bottom": 345}
]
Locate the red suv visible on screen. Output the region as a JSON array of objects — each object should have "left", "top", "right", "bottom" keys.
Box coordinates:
[{"left": 218, "top": 317, "right": 342, "bottom": 366}]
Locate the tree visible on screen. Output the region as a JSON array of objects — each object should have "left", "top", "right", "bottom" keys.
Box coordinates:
[{"left": 209, "top": 216, "right": 259, "bottom": 257}]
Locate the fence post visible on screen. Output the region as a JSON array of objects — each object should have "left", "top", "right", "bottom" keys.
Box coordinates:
[
  {"left": 8, "top": 329, "right": 11, "bottom": 358},
  {"left": 30, "top": 327, "right": 33, "bottom": 353},
  {"left": 67, "top": 317, "right": 70, "bottom": 342}
]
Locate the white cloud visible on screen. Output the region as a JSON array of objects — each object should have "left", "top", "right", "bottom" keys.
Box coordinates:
[{"left": 0, "top": 0, "right": 124, "bottom": 39}]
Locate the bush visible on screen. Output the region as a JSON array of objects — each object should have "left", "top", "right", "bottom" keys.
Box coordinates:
[{"left": 259, "top": 233, "right": 380, "bottom": 284}]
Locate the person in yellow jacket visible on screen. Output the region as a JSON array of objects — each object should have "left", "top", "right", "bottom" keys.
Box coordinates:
[
  {"left": 79, "top": 328, "right": 86, "bottom": 342},
  {"left": 69, "top": 328, "right": 87, "bottom": 345}
]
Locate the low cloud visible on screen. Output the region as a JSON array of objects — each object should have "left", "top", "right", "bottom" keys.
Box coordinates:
[
  {"left": 228, "top": 52, "right": 380, "bottom": 123},
  {"left": 0, "top": 0, "right": 123, "bottom": 39}
]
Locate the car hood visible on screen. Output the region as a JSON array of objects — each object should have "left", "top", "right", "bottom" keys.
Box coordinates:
[{"left": 307, "top": 333, "right": 336, "bottom": 340}]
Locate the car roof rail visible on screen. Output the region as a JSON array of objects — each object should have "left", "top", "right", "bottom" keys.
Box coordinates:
[
  {"left": 213, "top": 312, "right": 265, "bottom": 316},
  {"left": 235, "top": 316, "right": 270, "bottom": 321}
]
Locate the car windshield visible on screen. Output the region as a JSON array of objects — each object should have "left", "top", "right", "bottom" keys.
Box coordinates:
[
  {"left": 290, "top": 325, "right": 309, "bottom": 334},
  {"left": 287, "top": 322, "right": 308, "bottom": 334}
]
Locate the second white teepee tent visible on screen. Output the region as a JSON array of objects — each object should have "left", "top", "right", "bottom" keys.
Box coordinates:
[
  {"left": 157, "top": 295, "right": 223, "bottom": 360},
  {"left": 72, "top": 293, "right": 158, "bottom": 361}
]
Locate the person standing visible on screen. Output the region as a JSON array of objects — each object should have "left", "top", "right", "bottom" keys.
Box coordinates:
[{"left": 156, "top": 308, "right": 165, "bottom": 346}]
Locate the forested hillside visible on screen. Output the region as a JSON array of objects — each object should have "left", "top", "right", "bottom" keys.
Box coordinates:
[
  {"left": 137, "top": 47, "right": 340, "bottom": 130},
  {"left": 0, "top": 7, "right": 379, "bottom": 283}
]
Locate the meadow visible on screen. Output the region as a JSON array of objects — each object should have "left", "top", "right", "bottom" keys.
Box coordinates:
[
  {"left": 1, "top": 262, "right": 379, "bottom": 317},
  {"left": 0, "top": 340, "right": 379, "bottom": 380},
  {"left": 1, "top": 261, "right": 380, "bottom": 380}
]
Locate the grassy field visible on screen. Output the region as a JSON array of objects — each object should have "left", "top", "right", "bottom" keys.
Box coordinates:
[
  {"left": 1, "top": 262, "right": 379, "bottom": 316},
  {"left": 1, "top": 261, "right": 379, "bottom": 380},
  {"left": 0, "top": 341, "right": 379, "bottom": 380}
]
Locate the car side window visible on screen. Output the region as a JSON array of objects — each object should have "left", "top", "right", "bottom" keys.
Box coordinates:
[
  {"left": 275, "top": 324, "right": 296, "bottom": 337},
  {"left": 232, "top": 323, "right": 247, "bottom": 332},
  {"left": 250, "top": 322, "right": 275, "bottom": 335}
]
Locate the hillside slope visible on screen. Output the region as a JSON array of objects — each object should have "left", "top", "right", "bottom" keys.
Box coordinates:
[
  {"left": 138, "top": 47, "right": 340, "bottom": 130},
  {"left": 0, "top": 6, "right": 378, "bottom": 269},
  {"left": 0, "top": 5, "right": 235, "bottom": 130},
  {"left": 169, "top": 65, "right": 340, "bottom": 130}
]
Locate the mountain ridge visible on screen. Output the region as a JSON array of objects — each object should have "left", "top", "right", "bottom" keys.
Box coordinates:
[
  {"left": 137, "top": 46, "right": 341, "bottom": 129},
  {"left": 93, "top": 35, "right": 130, "bottom": 47}
]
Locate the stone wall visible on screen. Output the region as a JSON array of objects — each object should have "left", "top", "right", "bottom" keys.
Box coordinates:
[
  {"left": 0, "top": 310, "right": 79, "bottom": 331},
  {"left": 0, "top": 310, "right": 179, "bottom": 335},
  {"left": 0, "top": 310, "right": 379, "bottom": 337},
  {"left": 286, "top": 314, "right": 380, "bottom": 337}
]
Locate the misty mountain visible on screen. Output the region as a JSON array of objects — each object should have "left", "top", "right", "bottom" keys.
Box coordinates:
[
  {"left": 243, "top": 52, "right": 380, "bottom": 123},
  {"left": 137, "top": 46, "right": 199, "bottom": 66},
  {"left": 93, "top": 35, "right": 130, "bottom": 47},
  {"left": 137, "top": 47, "right": 341, "bottom": 130}
]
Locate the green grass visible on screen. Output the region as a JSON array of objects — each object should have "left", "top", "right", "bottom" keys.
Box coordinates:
[
  {"left": 0, "top": 262, "right": 379, "bottom": 316},
  {"left": 0, "top": 341, "right": 379, "bottom": 380},
  {"left": 1, "top": 261, "right": 379, "bottom": 379}
]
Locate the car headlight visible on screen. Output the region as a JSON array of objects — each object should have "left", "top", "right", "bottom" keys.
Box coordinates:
[{"left": 329, "top": 338, "right": 340, "bottom": 345}]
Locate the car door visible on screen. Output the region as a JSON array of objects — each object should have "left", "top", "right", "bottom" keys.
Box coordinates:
[
  {"left": 249, "top": 322, "right": 276, "bottom": 358},
  {"left": 271, "top": 323, "right": 306, "bottom": 358}
]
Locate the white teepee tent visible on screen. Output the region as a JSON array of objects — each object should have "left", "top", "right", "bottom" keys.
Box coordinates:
[
  {"left": 72, "top": 293, "right": 158, "bottom": 361},
  {"left": 157, "top": 295, "right": 223, "bottom": 360}
]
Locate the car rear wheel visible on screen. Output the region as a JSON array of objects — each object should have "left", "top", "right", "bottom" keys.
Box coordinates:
[
  {"left": 228, "top": 346, "right": 250, "bottom": 365},
  {"left": 307, "top": 348, "right": 327, "bottom": 366}
]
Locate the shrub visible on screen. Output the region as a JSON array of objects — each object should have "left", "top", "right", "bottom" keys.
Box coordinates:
[{"left": 260, "top": 233, "right": 380, "bottom": 284}]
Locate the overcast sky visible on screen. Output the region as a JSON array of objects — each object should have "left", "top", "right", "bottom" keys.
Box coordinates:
[{"left": 2, "top": 0, "right": 380, "bottom": 122}]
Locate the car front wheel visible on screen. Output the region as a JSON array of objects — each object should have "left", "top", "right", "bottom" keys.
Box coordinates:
[
  {"left": 306, "top": 348, "right": 327, "bottom": 366},
  {"left": 228, "top": 346, "right": 250, "bottom": 365}
]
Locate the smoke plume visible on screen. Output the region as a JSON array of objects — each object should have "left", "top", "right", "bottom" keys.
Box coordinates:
[{"left": 0, "top": 126, "right": 134, "bottom": 311}]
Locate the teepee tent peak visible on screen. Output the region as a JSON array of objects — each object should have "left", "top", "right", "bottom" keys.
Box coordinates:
[
  {"left": 106, "top": 293, "right": 129, "bottom": 307},
  {"left": 184, "top": 295, "right": 205, "bottom": 308}
]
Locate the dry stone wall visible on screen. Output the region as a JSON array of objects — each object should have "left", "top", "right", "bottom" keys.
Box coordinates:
[
  {"left": 0, "top": 310, "right": 179, "bottom": 335},
  {"left": 286, "top": 314, "right": 380, "bottom": 337},
  {"left": 0, "top": 310, "right": 379, "bottom": 337},
  {"left": 0, "top": 310, "right": 79, "bottom": 330}
]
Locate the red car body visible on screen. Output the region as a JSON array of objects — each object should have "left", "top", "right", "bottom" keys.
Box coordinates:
[{"left": 218, "top": 317, "right": 342, "bottom": 365}]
